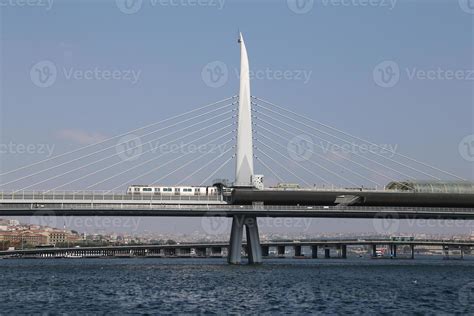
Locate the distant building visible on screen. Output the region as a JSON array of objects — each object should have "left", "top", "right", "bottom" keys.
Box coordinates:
[
  {"left": 48, "top": 231, "right": 67, "bottom": 245},
  {"left": 0, "top": 231, "right": 48, "bottom": 246}
]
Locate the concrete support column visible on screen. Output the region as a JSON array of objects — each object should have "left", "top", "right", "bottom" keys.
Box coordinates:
[
  {"left": 324, "top": 248, "right": 330, "bottom": 259},
  {"left": 372, "top": 245, "right": 377, "bottom": 257},
  {"left": 311, "top": 245, "right": 318, "bottom": 259},
  {"left": 411, "top": 245, "right": 415, "bottom": 259},
  {"left": 228, "top": 215, "right": 245, "bottom": 264},
  {"left": 262, "top": 245, "right": 269, "bottom": 257},
  {"left": 211, "top": 247, "right": 222, "bottom": 257},
  {"left": 294, "top": 245, "right": 302, "bottom": 257},
  {"left": 393, "top": 245, "right": 397, "bottom": 258},
  {"left": 341, "top": 245, "right": 347, "bottom": 259},
  {"left": 196, "top": 247, "right": 206, "bottom": 257},
  {"left": 277, "top": 245, "right": 285, "bottom": 257},
  {"left": 245, "top": 216, "right": 262, "bottom": 264},
  {"left": 181, "top": 248, "right": 191, "bottom": 256}
]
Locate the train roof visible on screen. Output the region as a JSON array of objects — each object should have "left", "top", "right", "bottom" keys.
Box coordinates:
[{"left": 128, "top": 184, "right": 213, "bottom": 187}]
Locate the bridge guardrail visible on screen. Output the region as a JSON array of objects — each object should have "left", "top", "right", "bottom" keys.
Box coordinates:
[
  {"left": 2, "top": 202, "right": 473, "bottom": 213},
  {"left": 0, "top": 191, "right": 223, "bottom": 202}
]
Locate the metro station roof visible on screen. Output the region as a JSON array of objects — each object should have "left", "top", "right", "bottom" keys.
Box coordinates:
[{"left": 385, "top": 181, "right": 474, "bottom": 193}]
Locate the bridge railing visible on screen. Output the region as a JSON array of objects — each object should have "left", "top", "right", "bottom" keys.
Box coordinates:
[
  {"left": 7, "top": 203, "right": 473, "bottom": 213},
  {"left": 0, "top": 191, "right": 224, "bottom": 202}
]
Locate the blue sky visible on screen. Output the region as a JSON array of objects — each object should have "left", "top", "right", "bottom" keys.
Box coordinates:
[{"left": 0, "top": 0, "right": 473, "bottom": 233}]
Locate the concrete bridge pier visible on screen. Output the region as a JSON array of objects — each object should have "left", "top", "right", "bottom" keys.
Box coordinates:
[
  {"left": 341, "top": 245, "right": 347, "bottom": 259},
  {"left": 389, "top": 244, "right": 397, "bottom": 258},
  {"left": 324, "top": 248, "right": 330, "bottom": 259},
  {"left": 372, "top": 244, "right": 377, "bottom": 257},
  {"left": 294, "top": 245, "right": 302, "bottom": 257},
  {"left": 311, "top": 245, "right": 318, "bottom": 259},
  {"left": 262, "top": 245, "right": 269, "bottom": 257},
  {"left": 211, "top": 247, "right": 222, "bottom": 257},
  {"left": 228, "top": 215, "right": 262, "bottom": 264},
  {"left": 180, "top": 248, "right": 191, "bottom": 257},
  {"left": 411, "top": 245, "right": 415, "bottom": 259},
  {"left": 195, "top": 247, "right": 206, "bottom": 257},
  {"left": 277, "top": 245, "right": 286, "bottom": 257},
  {"left": 245, "top": 216, "right": 262, "bottom": 264}
]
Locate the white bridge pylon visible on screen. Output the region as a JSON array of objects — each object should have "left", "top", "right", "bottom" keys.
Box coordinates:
[
  {"left": 229, "top": 33, "right": 261, "bottom": 265},
  {"left": 234, "top": 33, "right": 254, "bottom": 188}
]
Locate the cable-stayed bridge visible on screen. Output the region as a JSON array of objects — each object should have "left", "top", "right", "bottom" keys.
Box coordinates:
[{"left": 0, "top": 34, "right": 473, "bottom": 264}]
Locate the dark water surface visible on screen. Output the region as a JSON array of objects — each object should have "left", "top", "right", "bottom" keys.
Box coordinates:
[{"left": 1, "top": 257, "right": 474, "bottom": 314}]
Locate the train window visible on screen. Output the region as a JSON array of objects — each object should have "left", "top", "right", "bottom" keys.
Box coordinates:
[
  {"left": 155, "top": 188, "right": 160, "bottom": 192},
  {"left": 174, "top": 188, "right": 180, "bottom": 192},
  {"left": 143, "top": 188, "right": 152, "bottom": 192},
  {"left": 134, "top": 188, "right": 140, "bottom": 192}
]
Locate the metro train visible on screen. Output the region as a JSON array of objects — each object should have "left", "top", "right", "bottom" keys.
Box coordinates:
[{"left": 126, "top": 185, "right": 219, "bottom": 196}]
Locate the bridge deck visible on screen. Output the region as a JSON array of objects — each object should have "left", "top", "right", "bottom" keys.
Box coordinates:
[{"left": 1, "top": 202, "right": 474, "bottom": 219}]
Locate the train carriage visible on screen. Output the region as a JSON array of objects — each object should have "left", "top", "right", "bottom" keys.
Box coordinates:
[{"left": 126, "top": 185, "right": 218, "bottom": 196}]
